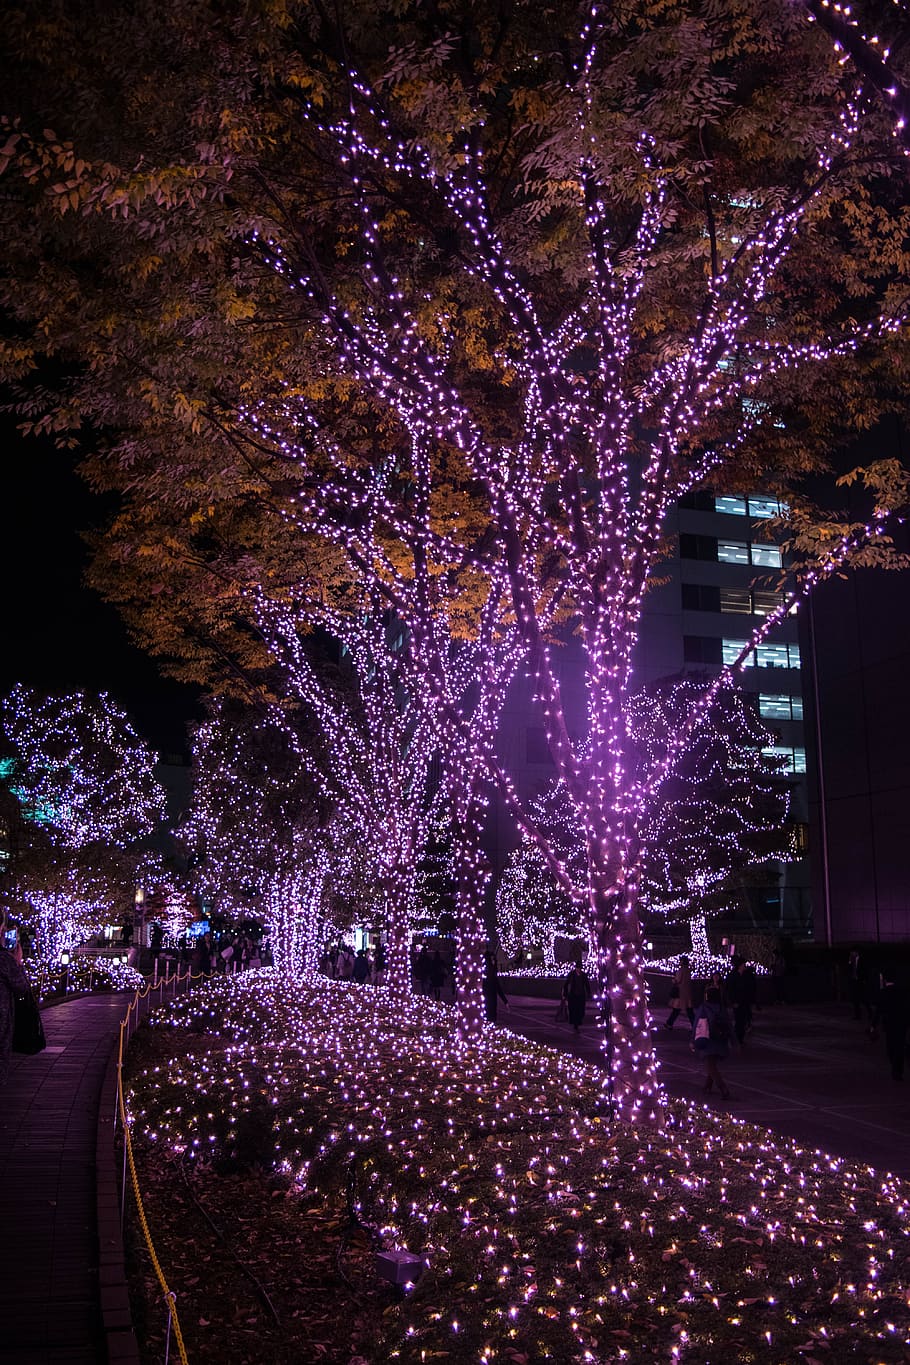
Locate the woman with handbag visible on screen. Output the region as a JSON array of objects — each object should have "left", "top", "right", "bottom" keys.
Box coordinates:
[{"left": 0, "top": 909, "right": 32, "bottom": 1085}]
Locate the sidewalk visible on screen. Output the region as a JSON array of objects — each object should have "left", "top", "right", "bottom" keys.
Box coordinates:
[
  {"left": 503, "top": 993, "right": 910, "bottom": 1177},
  {"left": 0, "top": 993, "right": 130, "bottom": 1364}
]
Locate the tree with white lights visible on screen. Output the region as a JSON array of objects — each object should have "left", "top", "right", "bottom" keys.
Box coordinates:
[
  {"left": 0, "top": 687, "right": 166, "bottom": 963},
  {"left": 497, "top": 679, "right": 794, "bottom": 977},
  {"left": 256, "top": 600, "right": 438, "bottom": 995},
  {"left": 180, "top": 696, "right": 335, "bottom": 974},
  {"left": 240, "top": 5, "right": 910, "bottom": 1115}
]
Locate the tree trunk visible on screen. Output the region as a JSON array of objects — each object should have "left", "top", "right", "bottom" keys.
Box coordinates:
[
  {"left": 589, "top": 877, "right": 663, "bottom": 1124},
  {"left": 383, "top": 865, "right": 415, "bottom": 1002}
]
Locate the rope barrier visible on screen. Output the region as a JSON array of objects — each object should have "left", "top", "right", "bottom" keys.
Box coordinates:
[{"left": 116, "top": 969, "right": 197, "bottom": 1365}]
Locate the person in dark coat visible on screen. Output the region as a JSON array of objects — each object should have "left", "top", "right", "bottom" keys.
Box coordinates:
[
  {"left": 352, "top": 949, "right": 371, "bottom": 984},
  {"left": 692, "top": 986, "right": 732, "bottom": 1099},
  {"left": 727, "top": 958, "right": 756, "bottom": 1046},
  {"left": 879, "top": 971, "right": 909, "bottom": 1082},
  {"left": 0, "top": 913, "right": 30, "bottom": 1086},
  {"left": 482, "top": 952, "right": 509, "bottom": 1023},
  {"left": 564, "top": 963, "right": 591, "bottom": 1033},
  {"left": 428, "top": 950, "right": 446, "bottom": 1001},
  {"left": 414, "top": 946, "right": 431, "bottom": 993}
]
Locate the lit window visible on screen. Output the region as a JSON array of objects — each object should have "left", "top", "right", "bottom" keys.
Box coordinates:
[
  {"left": 762, "top": 746, "right": 807, "bottom": 774},
  {"left": 715, "top": 494, "right": 748, "bottom": 516},
  {"left": 759, "top": 693, "right": 804, "bottom": 721},
  {"left": 720, "top": 587, "right": 751, "bottom": 613},
  {"left": 754, "top": 641, "right": 800, "bottom": 669},
  {"left": 718, "top": 540, "right": 750, "bottom": 565},
  {"left": 759, "top": 694, "right": 794, "bottom": 720},
  {"left": 722, "top": 639, "right": 754, "bottom": 667},
  {"left": 754, "top": 642, "right": 789, "bottom": 669},
  {"left": 751, "top": 589, "right": 785, "bottom": 616},
  {"left": 748, "top": 496, "right": 785, "bottom": 519},
  {"left": 750, "top": 542, "right": 782, "bottom": 568}
]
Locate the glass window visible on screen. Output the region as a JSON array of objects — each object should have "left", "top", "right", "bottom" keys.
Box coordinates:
[
  {"left": 722, "top": 639, "right": 754, "bottom": 667},
  {"left": 750, "top": 543, "right": 782, "bottom": 568},
  {"left": 755, "top": 641, "right": 791, "bottom": 669},
  {"left": 748, "top": 495, "right": 783, "bottom": 519},
  {"left": 759, "top": 694, "right": 794, "bottom": 720},
  {"left": 720, "top": 587, "right": 751, "bottom": 614},
  {"left": 682, "top": 583, "right": 720, "bottom": 612},
  {"left": 715, "top": 494, "right": 748, "bottom": 516},
  {"left": 751, "top": 589, "right": 785, "bottom": 616},
  {"left": 680, "top": 533, "right": 718, "bottom": 561},
  {"left": 718, "top": 540, "right": 749, "bottom": 565},
  {"left": 791, "top": 695, "right": 804, "bottom": 720},
  {"left": 762, "top": 746, "right": 807, "bottom": 774},
  {"left": 684, "top": 636, "right": 724, "bottom": 665}
]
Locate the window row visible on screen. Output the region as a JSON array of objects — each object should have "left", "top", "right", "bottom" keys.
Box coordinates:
[
  {"left": 683, "top": 636, "right": 802, "bottom": 670},
  {"left": 680, "top": 533, "right": 782, "bottom": 568},
  {"left": 682, "top": 583, "right": 788, "bottom": 616},
  {"left": 678, "top": 490, "right": 788, "bottom": 519}
]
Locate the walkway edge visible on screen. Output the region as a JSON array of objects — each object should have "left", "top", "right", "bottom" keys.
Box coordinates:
[{"left": 96, "top": 1024, "right": 142, "bottom": 1364}]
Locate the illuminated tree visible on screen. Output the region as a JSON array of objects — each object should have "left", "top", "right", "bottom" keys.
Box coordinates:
[
  {"left": 180, "top": 696, "right": 334, "bottom": 974},
  {"left": 243, "top": 13, "right": 910, "bottom": 1114},
  {"left": 497, "top": 679, "right": 794, "bottom": 978},
  {"left": 256, "top": 600, "right": 439, "bottom": 997},
  {"left": 2, "top": 685, "right": 166, "bottom": 850},
  {"left": 0, "top": 687, "right": 166, "bottom": 963}
]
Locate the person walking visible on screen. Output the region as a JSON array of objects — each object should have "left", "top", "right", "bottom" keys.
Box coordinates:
[
  {"left": 727, "top": 957, "right": 756, "bottom": 1047},
  {"left": 564, "top": 962, "right": 591, "bottom": 1033},
  {"left": 428, "top": 950, "right": 446, "bottom": 1001},
  {"left": 878, "top": 971, "right": 909, "bottom": 1082},
  {"left": 414, "top": 945, "right": 431, "bottom": 994},
  {"left": 0, "top": 912, "right": 31, "bottom": 1086},
  {"left": 692, "top": 986, "right": 732, "bottom": 1099},
  {"left": 665, "top": 955, "right": 695, "bottom": 1030},
  {"left": 482, "top": 952, "right": 509, "bottom": 1023},
  {"left": 352, "top": 948, "right": 371, "bottom": 984}
]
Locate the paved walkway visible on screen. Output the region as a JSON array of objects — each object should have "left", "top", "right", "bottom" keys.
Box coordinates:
[
  {"left": 0, "top": 994, "right": 129, "bottom": 1364},
  {"left": 504, "top": 993, "right": 910, "bottom": 1177}
]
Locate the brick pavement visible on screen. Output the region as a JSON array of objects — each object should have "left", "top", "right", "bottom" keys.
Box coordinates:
[{"left": 0, "top": 994, "right": 133, "bottom": 1365}]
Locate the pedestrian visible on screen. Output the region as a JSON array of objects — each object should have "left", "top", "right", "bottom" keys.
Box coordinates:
[
  {"left": 428, "top": 949, "right": 446, "bottom": 1001},
  {"left": 564, "top": 962, "right": 591, "bottom": 1033},
  {"left": 373, "top": 941, "right": 386, "bottom": 986},
  {"left": 665, "top": 955, "right": 695, "bottom": 1030},
  {"left": 415, "top": 945, "right": 431, "bottom": 994},
  {"left": 878, "top": 971, "right": 908, "bottom": 1082},
  {"left": 0, "top": 912, "right": 31, "bottom": 1087},
  {"left": 692, "top": 985, "right": 732, "bottom": 1100},
  {"left": 149, "top": 922, "right": 165, "bottom": 967},
  {"left": 352, "top": 948, "right": 371, "bottom": 984},
  {"left": 727, "top": 957, "right": 756, "bottom": 1047},
  {"left": 482, "top": 952, "right": 509, "bottom": 1023}
]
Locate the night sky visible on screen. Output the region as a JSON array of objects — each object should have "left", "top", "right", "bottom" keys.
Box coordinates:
[{"left": 1, "top": 414, "right": 200, "bottom": 760}]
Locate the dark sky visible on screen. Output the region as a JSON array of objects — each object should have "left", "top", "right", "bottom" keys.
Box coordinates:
[{"left": 1, "top": 415, "right": 200, "bottom": 760}]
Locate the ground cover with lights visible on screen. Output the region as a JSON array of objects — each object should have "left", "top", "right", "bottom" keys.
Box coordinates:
[{"left": 122, "top": 971, "right": 910, "bottom": 1363}]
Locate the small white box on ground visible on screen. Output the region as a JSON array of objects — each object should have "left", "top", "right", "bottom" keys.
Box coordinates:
[{"left": 375, "top": 1250, "right": 425, "bottom": 1285}]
